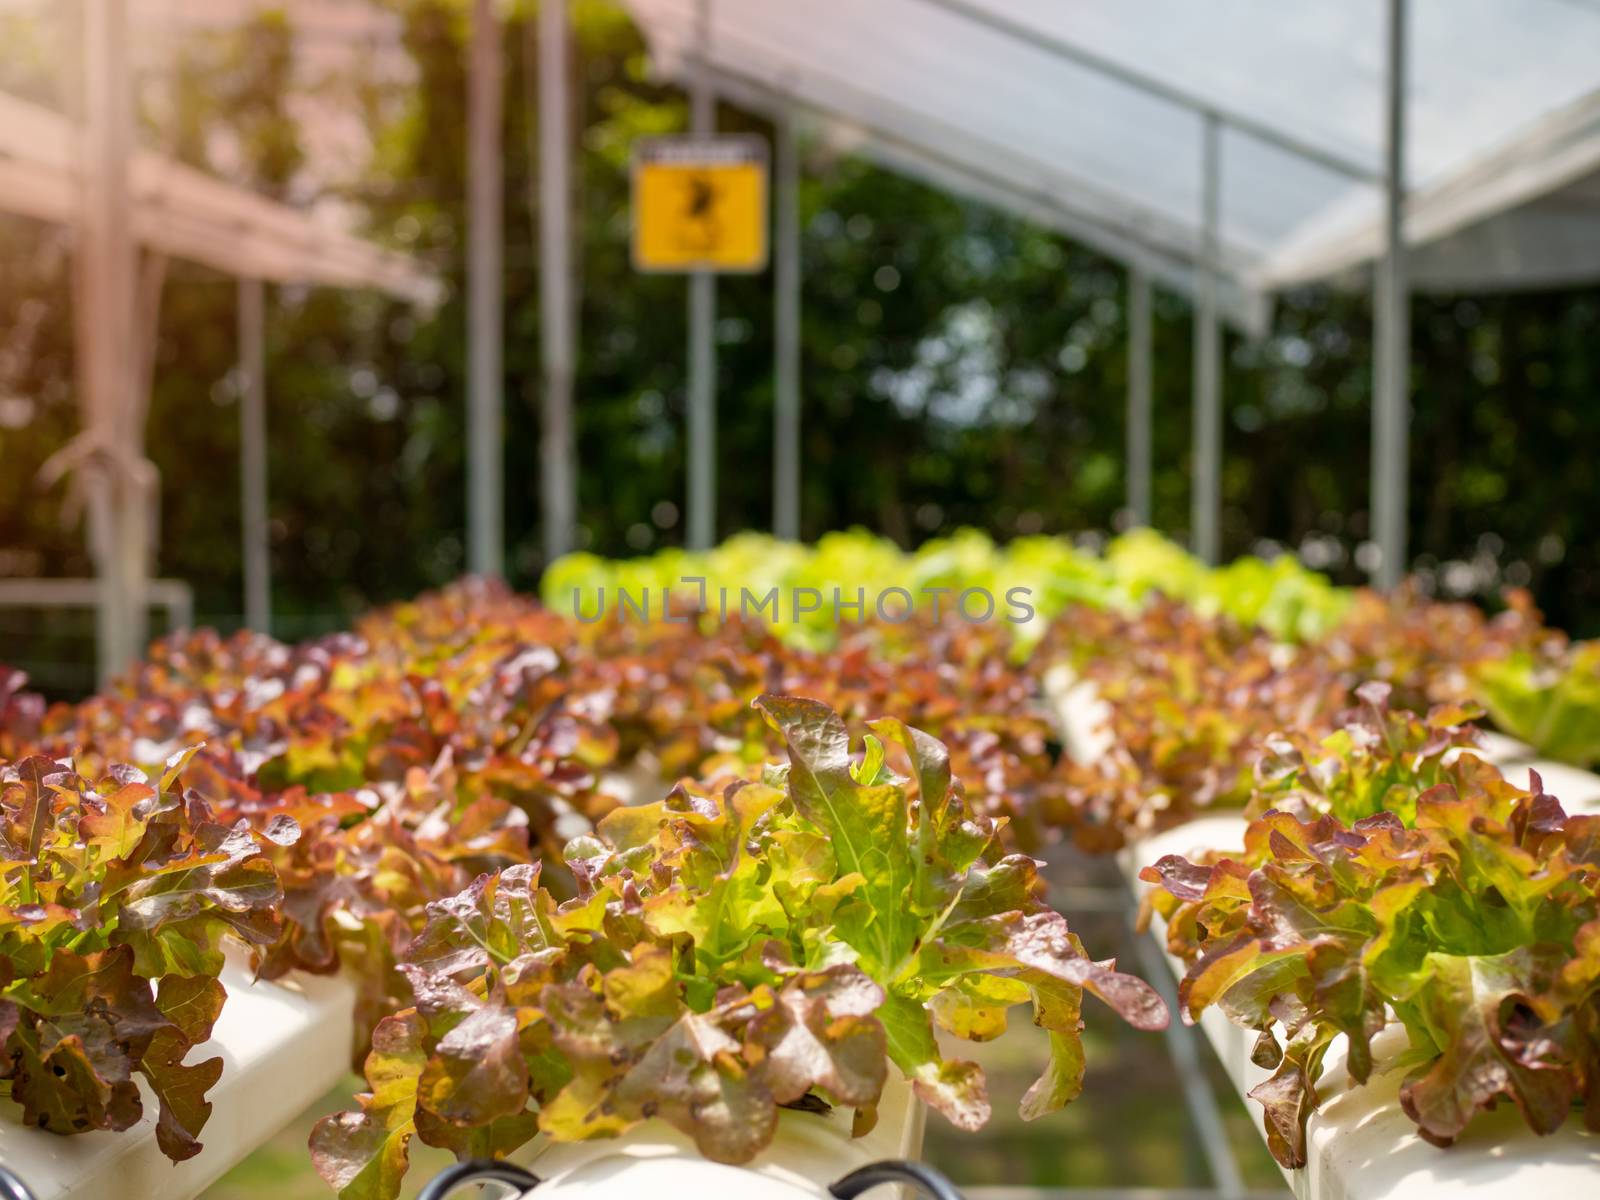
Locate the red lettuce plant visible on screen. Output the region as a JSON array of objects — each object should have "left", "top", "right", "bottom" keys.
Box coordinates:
[
  {"left": 0, "top": 748, "right": 290, "bottom": 1160},
  {"left": 17, "top": 584, "right": 621, "bottom": 859},
  {"left": 1042, "top": 601, "right": 1349, "bottom": 849},
  {"left": 568, "top": 611, "right": 1062, "bottom": 848},
  {"left": 1248, "top": 681, "right": 1485, "bottom": 824},
  {"left": 0, "top": 667, "right": 44, "bottom": 757},
  {"left": 1322, "top": 585, "right": 1557, "bottom": 713},
  {"left": 1143, "top": 727, "right": 1600, "bottom": 1165},
  {"left": 221, "top": 751, "right": 535, "bottom": 1043},
  {"left": 310, "top": 697, "right": 1167, "bottom": 1198}
]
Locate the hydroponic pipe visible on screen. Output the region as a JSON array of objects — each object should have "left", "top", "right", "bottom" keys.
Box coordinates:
[
  {"left": 415, "top": 1159, "right": 542, "bottom": 1200},
  {"left": 0, "top": 1164, "right": 36, "bottom": 1200},
  {"left": 829, "top": 1160, "right": 965, "bottom": 1200}
]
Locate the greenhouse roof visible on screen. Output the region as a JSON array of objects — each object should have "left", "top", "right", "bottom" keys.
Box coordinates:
[
  {"left": 628, "top": 0, "right": 1600, "bottom": 329},
  {"left": 0, "top": 90, "right": 441, "bottom": 306},
  {"left": 1263, "top": 86, "right": 1600, "bottom": 293}
]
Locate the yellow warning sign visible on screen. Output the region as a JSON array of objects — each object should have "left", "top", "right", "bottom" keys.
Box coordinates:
[{"left": 632, "top": 135, "right": 769, "bottom": 273}]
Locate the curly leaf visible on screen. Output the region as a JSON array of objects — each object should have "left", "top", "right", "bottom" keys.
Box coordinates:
[{"left": 310, "top": 1011, "right": 426, "bottom": 1200}]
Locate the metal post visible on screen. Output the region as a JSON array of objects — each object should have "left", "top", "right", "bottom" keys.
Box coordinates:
[
  {"left": 468, "top": 0, "right": 504, "bottom": 577},
  {"left": 686, "top": 0, "right": 717, "bottom": 551},
  {"left": 773, "top": 108, "right": 801, "bottom": 541},
  {"left": 238, "top": 277, "right": 270, "bottom": 634},
  {"left": 1125, "top": 911, "right": 1247, "bottom": 1200},
  {"left": 1191, "top": 114, "right": 1222, "bottom": 565},
  {"left": 1126, "top": 265, "right": 1152, "bottom": 527},
  {"left": 539, "top": 0, "right": 576, "bottom": 563},
  {"left": 81, "top": 0, "right": 141, "bottom": 682},
  {"left": 1373, "top": 0, "right": 1410, "bottom": 590}
]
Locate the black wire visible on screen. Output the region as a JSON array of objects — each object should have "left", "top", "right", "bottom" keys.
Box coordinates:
[
  {"left": 0, "top": 1165, "right": 36, "bottom": 1200},
  {"left": 829, "top": 1160, "right": 965, "bottom": 1200},
  {"left": 415, "top": 1159, "right": 542, "bottom": 1200}
]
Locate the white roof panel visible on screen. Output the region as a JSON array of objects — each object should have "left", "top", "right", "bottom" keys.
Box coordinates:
[
  {"left": 0, "top": 91, "right": 441, "bottom": 305},
  {"left": 626, "top": 0, "right": 1600, "bottom": 310},
  {"left": 1264, "top": 88, "right": 1600, "bottom": 292}
]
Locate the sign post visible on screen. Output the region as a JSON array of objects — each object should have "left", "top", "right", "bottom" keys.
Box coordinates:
[
  {"left": 540, "top": 0, "right": 575, "bottom": 563},
  {"left": 467, "top": 0, "right": 503, "bottom": 578},
  {"left": 633, "top": 132, "right": 769, "bottom": 550},
  {"left": 773, "top": 112, "right": 800, "bottom": 542}
]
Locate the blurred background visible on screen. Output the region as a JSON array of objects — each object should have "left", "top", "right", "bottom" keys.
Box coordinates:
[{"left": 2, "top": 0, "right": 1598, "bottom": 699}]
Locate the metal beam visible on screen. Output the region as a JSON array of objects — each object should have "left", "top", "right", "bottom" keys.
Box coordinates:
[
  {"left": 238, "top": 277, "right": 270, "bottom": 633},
  {"left": 681, "top": 48, "right": 1269, "bottom": 333},
  {"left": 1126, "top": 266, "right": 1152, "bottom": 526},
  {"left": 685, "top": 0, "right": 717, "bottom": 550},
  {"left": 1373, "top": 0, "right": 1410, "bottom": 590},
  {"left": 1126, "top": 910, "right": 1248, "bottom": 1200},
  {"left": 468, "top": 0, "right": 504, "bottom": 577},
  {"left": 539, "top": 0, "right": 576, "bottom": 563},
  {"left": 80, "top": 0, "right": 143, "bottom": 683},
  {"left": 1191, "top": 115, "right": 1223, "bottom": 565},
  {"left": 914, "top": 0, "right": 1380, "bottom": 185},
  {"left": 773, "top": 108, "right": 801, "bottom": 541},
  {"left": 0, "top": 578, "right": 193, "bottom": 636}
]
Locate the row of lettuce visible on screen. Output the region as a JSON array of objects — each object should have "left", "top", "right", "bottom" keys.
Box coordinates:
[
  {"left": 0, "top": 532, "right": 1594, "bottom": 1193},
  {"left": 1144, "top": 687, "right": 1600, "bottom": 1166},
  {"left": 545, "top": 528, "right": 1600, "bottom": 767},
  {"left": 543, "top": 527, "right": 1356, "bottom": 647},
  {"left": 0, "top": 583, "right": 1156, "bottom": 1199}
]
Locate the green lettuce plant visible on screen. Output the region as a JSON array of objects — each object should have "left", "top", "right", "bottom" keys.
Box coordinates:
[
  {"left": 542, "top": 529, "right": 1349, "bottom": 648},
  {"left": 1473, "top": 641, "right": 1600, "bottom": 768},
  {"left": 1103, "top": 528, "right": 1349, "bottom": 643}
]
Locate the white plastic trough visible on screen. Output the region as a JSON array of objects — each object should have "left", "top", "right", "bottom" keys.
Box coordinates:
[
  {"left": 0, "top": 947, "right": 355, "bottom": 1200},
  {"left": 500, "top": 1074, "right": 926, "bottom": 1199},
  {"left": 1048, "top": 679, "right": 1600, "bottom": 1200}
]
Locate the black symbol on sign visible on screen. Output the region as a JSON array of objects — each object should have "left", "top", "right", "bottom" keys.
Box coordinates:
[
  {"left": 688, "top": 177, "right": 715, "bottom": 217},
  {"left": 678, "top": 172, "right": 721, "bottom": 255}
]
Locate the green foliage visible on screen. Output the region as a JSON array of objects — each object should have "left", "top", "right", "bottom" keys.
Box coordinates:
[
  {"left": 1104, "top": 530, "right": 1351, "bottom": 643},
  {"left": 1474, "top": 642, "right": 1600, "bottom": 768},
  {"left": 0, "top": 576, "right": 1170, "bottom": 1179},
  {"left": 3, "top": 523, "right": 1599, "bottom": 1185},
  {"left": 545, "top": 528, "right": 1348, "bottom": 648},
  {"left": 309, "top": 697, "right": 1166, "bottom": 1198}
]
